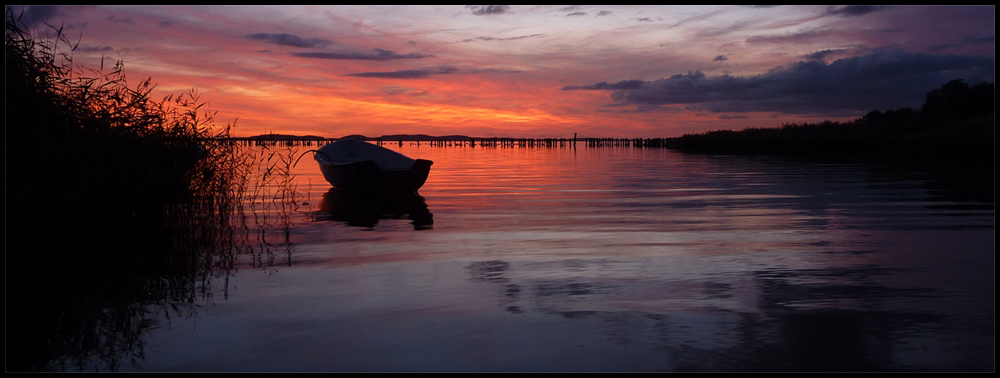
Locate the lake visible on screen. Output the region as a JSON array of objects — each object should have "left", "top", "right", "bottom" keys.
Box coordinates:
[{"left": 70, "top": 143, "right": 997, "bottom": 372}]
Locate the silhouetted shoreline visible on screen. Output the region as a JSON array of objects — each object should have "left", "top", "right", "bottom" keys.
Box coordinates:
[{"left": 661, "top": 82, "right": 992, "bottom": 163}]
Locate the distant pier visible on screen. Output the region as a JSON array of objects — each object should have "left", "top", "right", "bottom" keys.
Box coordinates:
[{"left": 222, "top": 135, "right": 677, "bottom": 148}]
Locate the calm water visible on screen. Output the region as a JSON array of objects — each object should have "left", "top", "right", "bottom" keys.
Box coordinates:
[{"left": 112, "top": 144, "right": 993, "bottom": 372}]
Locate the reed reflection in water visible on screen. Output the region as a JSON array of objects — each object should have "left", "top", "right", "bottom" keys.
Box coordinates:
[{"left": 7, "top": 142, "right": 310, "bottom": 372}]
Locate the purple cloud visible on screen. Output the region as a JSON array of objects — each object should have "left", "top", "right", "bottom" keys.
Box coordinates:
[
  {"left": 293, "top": 48, "right": 432, "bottom": 61},
  {"left": 345, "top": 67, "right": 458, "bottom": 79},
  {"left": 247, "top": 33, "right": 332, "bottom": 48},
  {"left": 454, "top": 33, "right": 546, "bottom": 43},
  {"left": 824, "top": 5, "right": 888, "bottom": 17},
  {"left": 467, "top": 5, "right": 510, "bottom": 16},
  {"left": 346, "top": 66, "right": 522, "bottom": 79},
  {"left": 564, "top": 50, "right": 995, "bottom": 116},
  {"left": 9, "top": 5, "right": 62, "bottom": 27}
]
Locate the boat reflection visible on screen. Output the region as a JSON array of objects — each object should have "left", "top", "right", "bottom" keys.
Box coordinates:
[{"left": 316, "top": 187, "right": 433, "bottom": 230}]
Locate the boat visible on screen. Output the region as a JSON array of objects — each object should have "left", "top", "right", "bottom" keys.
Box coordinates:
[{"left": 314, "top": 138, "right": 433, "bottom": 194}]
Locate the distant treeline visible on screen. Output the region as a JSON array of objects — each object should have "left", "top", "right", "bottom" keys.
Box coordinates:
[{"left": 662, "top": 80, "right": 994, "bottom": 165}]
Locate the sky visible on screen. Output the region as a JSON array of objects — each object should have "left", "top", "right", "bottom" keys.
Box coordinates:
[{"left": 9, "top": 5, "right": 995, "bottom": 138}]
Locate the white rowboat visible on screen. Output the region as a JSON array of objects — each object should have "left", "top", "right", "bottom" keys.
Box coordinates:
[{"left": 314, "top": 139, "right": 433, "bottom": 194}]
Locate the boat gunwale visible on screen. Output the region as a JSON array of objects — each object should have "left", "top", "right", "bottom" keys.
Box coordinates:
[{"left": 314, "top": 140, "right": 417, "bottom": 171}]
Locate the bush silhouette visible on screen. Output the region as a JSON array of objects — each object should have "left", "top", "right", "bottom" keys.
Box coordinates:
[{"left": 921, "top": 79, "right": 994, "bottom": 121}]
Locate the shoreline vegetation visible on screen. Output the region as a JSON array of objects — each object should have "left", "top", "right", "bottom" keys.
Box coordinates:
[
  {"left": 6, "top": 8, "right": 301, "bottom": 372},
  {"left": 662, "top": 80, "right": 994, "bottom": 165}
]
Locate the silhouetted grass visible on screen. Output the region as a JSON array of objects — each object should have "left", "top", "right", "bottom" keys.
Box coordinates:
[
  {"left": 4, "top": 7, "right": 287, "bottom": 371},
  {"left": 235, "top": 143, "right": 307, "bottom": 271}
]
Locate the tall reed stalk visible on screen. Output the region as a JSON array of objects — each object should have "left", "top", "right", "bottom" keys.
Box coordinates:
[{"left": 5, "top": 6, "right": 303, "bottom": 371}]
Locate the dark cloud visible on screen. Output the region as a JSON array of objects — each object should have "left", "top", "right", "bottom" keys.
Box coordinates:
[
  {"left": 293, "top": 48, "right": 432, "bottom": 61},
  {"left": 9, "top": 5, "right": 61, "bottom": 27},
  {"left": 559, "top": 6, "right": 582, "bottom": 12},
  {"left": 597, "top": 104, "right": 666, "bottom": 113},
  {"left": 635, "top": 17, "right": 654, "bottom": 22},
  {"left": 345, "top": 66, "right": 522, "bottom": 79},
  {"left": 563, "top": 50, "right": 994, "bottom": 116},
  {"left": 925, "top": 43, "right": 958, "bottom": 52},
  {"left": 596, "top": 11, "right": 613, "bottom": 17},
  {"left": 107, "top": 15, "right": 134, "bottom": 25},
  {"left": 158, "top": 20, "right": 174, "bottom": 28},
  {"left": 566, "top": 12, "right": 587, "bottom": 17},
  {"left": 719, "top": 115, "right": 748, "bottom": 119},
  {"left": 746, "top": 30, "right": 826, "bottom": 44},
  {"left": 926, "top": 35, "right": 996, "bottom": 52},
  {"left": 382, "top": 86, "right": 428, "bottom": 96},
  {"left": 824, "top": 5, "right": 887, "bottom": 17},
  {"left": 713, "top": 55, "right": 728, "bottom": 62},
  {"left": 563, "top": 80, "right": 645, "bottom": 91},
  {"left": 467, "top": 5, "right": 510, "bottom": 15},
  {"left": 247, "top": 33, "right": 332, "bottom": 48},
  {"left": 473, "top": 67, "right": 523, "bottom": 74},
  {"left": 346, "top": 67, "right": 458, "bottom": 79},
  {"left": 964, "top": 35, "right": 996, "bottom": 44},
  {"left": 454, "top": 33, "right": 546, "bottom": 43},
  {"left": 801, "top": 48, "right": 851, "bottom": 62},
  {"left": 77, "top": 45, "right": 114, "bottom": 53}
]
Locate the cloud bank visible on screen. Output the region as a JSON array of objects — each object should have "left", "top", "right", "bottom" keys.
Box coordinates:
[
  {"left": 293, "top": 48, "right": 433, "bottom": 61},
  {"left": 453, "top": 33, "right": 545, "bottom": 43},
  {"left": 801, "top": 48, "right": 852, "bottom": 62},
  {"left": 564, "top": 50, "right": 995, "bottom": 116},
  {"left": 9, "top": 5, "right": 61, "bottom": 27},
  {"left": 247, "top": 33, "right": 333, "bottom": 48},
  {"left": 345, "top": 66, "right": 523, "bottom": 79},
  {"left": 824, "top": 5, "right": 887, "bottom": 18},
  {"left": 467, "top": 5, "right": 509, "bottom": 16},
  {"left": 346, "top": 67, "right": 458, "bottom": 79}
]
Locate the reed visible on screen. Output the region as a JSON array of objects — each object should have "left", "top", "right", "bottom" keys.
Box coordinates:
[
  {"left": 235, "top": 143, "right": 305, "bottom": 271},
  {"left": 4, "top": 7, "right": 301, "bottom": 371}
]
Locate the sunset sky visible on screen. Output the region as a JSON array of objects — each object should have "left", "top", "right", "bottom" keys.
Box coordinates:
[{"left": 10, "top": 5, "right": 995, "bottom": 138}]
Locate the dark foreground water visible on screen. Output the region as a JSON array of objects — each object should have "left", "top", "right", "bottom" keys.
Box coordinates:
[{"left": 55, "top": 145, "right": 998, "bottom": 371}]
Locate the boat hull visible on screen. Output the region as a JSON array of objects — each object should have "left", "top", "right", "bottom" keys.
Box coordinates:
[{"left": 318, "top": 158, "right": 433, "bottom": 194}]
